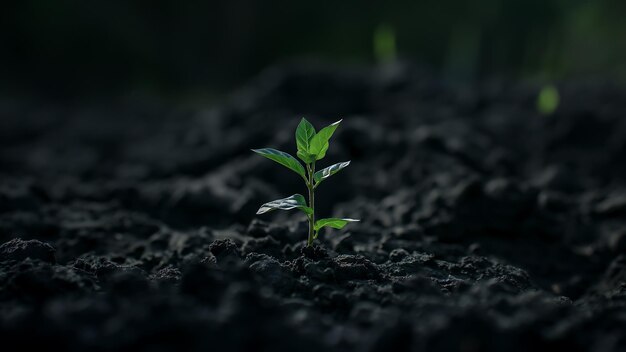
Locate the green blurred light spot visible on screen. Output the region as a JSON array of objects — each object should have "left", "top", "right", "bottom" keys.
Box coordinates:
[
  {"left": 537, "top": 85, "right": 560, "bottom": 115},
  {"left": 373, "top": 24, "right": 396, "bottom": 64}
]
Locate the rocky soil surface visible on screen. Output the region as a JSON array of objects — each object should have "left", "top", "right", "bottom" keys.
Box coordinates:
[{"left": 0, "top": 64, "right": 625, "bottom": 351}]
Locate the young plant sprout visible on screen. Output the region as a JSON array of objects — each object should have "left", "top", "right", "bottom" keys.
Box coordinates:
[{"left": 252, "top": 118, "right": 359, "bottom": 246}]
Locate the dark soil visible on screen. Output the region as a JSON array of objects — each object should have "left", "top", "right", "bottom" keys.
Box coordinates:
[{"left": 1, "top": 63, "right": 625, "bottom": 351}]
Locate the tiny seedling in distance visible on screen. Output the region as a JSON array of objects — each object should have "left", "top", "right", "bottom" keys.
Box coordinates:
[{"left": 252, "top": 118, "right": 359, "bottom": 246}]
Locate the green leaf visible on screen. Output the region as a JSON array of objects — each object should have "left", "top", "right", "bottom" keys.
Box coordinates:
[
  {"left": 308, "top": 119, "right": 341, "bottom": 160},
  {"left": 252, "top": 148, "right": 306, "bottom": 179},
  {"left": 314, "top": 161, "right": 350, "bottom": 184},
  {"left": 256, "top": 194, "right": 313, "bottom": 215},
  {"left": 314, "top": 218, "right": 359, "bottom": 231},
  {"left": 297, "top": 150, "right": 316, "bottom": 164},
  {"left": 295, "top": 118, "right": 317, "bottom": 163}
]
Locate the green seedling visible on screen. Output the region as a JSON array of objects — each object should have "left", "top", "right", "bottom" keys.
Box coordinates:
[{"left": 253, "top": 118, "right": 359, "bottom": 246}]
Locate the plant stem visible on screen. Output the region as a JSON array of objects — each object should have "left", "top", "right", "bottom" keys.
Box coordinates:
[{"left": 306, "top": 162, "right": 315, "bottom": 246}]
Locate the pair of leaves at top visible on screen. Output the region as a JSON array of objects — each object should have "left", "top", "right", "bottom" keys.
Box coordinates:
[
  {"left": 252, "top": 118, "right": 350, "bottom": 186},
  {"left": 295, "top": 118, "right": 341, "bottom": 164}
]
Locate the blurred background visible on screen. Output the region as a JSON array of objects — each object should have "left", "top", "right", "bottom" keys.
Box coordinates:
[{"left": 2, "top": 0, "right": 626, "bottom": 99}]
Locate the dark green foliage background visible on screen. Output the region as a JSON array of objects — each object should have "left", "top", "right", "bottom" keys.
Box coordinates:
[{"left": 2, "top": 0, "right": 625, "bottom": 97}]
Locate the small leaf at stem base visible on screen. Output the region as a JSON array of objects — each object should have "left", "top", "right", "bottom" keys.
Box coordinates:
[{"left": 314, "top": 218, "right": 359, "bottom": 231}]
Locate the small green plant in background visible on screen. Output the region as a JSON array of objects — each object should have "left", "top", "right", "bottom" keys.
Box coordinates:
[
  {"left": 252, "top": 118, "right": 359, "bottom": 246},
  {"left": 537, "top": 84, "right": 560, "bottom": 115},
  {"left": 373, "top": 23, "right": 397, "bottom": 64}
]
